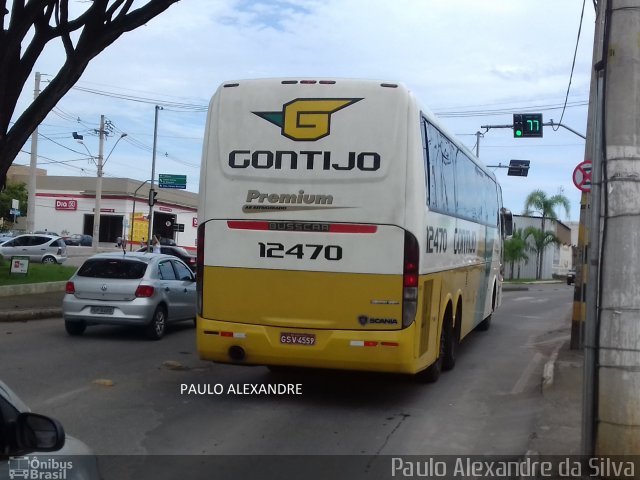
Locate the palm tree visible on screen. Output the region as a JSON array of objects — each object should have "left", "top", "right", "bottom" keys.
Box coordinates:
[
  {"left": 523, "top": 227, "right": 561, "bottom": 280},
  {"left": 503, "top": 229, "right": 529, "bottom": 279},
  {"left": 523, "top": 190, "right": 570, "bottom": 279}
]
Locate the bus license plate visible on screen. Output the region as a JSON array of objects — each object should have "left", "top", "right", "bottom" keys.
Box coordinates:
[
  {"left": 280, "top": 332, "right": 316, "bottom": 346},
  {"left": 91, "top": 306, "right": 114, "bottom": 315}
]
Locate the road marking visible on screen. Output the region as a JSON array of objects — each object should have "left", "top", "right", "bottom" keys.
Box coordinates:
[
  {"left": 525, "top": 334, "right": 571, "bottom": 348},
  {"left": 41, "top": 385, "right": 91, "bottom": 406},
  {"left": 511, "top": 352, "right": 545, "bottom": 395}
]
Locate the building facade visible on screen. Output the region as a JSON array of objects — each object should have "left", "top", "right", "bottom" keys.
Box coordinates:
[
  {"left": 508, "top": 215, "right": 573, "bottom": 280},
  {"left": 9, "top": 172, "right": 198, "bottom": 251}
]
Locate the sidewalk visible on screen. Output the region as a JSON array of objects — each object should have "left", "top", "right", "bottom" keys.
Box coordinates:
[
  {"left": 0, "top": 289, "right": 64, "bottom": 321},
  {"left": 529, "top": 340, "right": 584, "bottom": 456}
]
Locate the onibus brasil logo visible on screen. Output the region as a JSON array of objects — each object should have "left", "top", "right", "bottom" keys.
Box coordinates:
[
  {"left": 8, "top": 456, "right": 73, "bottom": 479},
  {"left": 253, "top": 98, "right": 362, "bottom": 141}
]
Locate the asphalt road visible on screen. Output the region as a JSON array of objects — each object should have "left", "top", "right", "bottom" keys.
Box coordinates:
[{"left": 0, "top": 283, "right": 572, "bottom": 479}]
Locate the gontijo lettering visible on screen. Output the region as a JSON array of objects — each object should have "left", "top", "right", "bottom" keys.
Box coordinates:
[{"left": 229, "top": 150, "right": 380, "bottom": 171}]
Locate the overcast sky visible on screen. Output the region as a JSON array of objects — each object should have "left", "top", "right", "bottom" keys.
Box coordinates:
[{"left": 12, "top": 0, "right": 596, "bottom": 222}]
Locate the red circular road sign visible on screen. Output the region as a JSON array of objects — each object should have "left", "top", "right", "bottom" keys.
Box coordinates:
[{"left": 573, "top": 160, "right": 592, "bottom": 192}]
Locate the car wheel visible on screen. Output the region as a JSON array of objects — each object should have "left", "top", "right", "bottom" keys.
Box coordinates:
[
  {"left": 42, "top": 256, "right": 57, "bottom": 264},
  {"left": 65, "top": 320, "right": 86, "bottom": 336},
  {"left": 146, "top": 306, "right": 167, "bottom": 340}
]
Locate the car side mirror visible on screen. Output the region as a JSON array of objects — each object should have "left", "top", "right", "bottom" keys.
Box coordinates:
[{"left": 11, "top": 413, "right": 66, "bottom": 455}]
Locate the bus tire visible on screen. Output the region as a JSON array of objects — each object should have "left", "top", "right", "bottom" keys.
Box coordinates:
[
  {"left": 477, "top": 285, "right": 496, "bottom": 332},
  {"left": 442, "top": 306, "right": 459, "bottom": 371},
  {"left": 477, "top": 315, "right": 492, "bottom": 331},
  {"left": 416, "top": 324, "right": 446, "bottom": 383}
]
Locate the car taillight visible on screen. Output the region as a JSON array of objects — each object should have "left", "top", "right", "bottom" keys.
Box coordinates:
[
  {"left": 135, "top": 285, "right": 155, "bottom": 298},
  {"left": 403, "top": 231, "right": 419, "bottom": 327},
  {"left": 65, "top": 281, "right": 75, "bottom": 294}
]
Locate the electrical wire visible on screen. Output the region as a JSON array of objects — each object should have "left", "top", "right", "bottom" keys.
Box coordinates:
[{"left": 553, "top": 0, "right": 587, "bottom": 131}]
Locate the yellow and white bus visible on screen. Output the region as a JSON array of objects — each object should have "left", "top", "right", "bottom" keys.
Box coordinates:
[{"left": 196, "top": 78, "right": 512, "bottom": 382}]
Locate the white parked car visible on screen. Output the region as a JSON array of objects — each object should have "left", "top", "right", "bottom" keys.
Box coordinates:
[{"left": 0, "top": 234, "right": 67, "bottom": 264}]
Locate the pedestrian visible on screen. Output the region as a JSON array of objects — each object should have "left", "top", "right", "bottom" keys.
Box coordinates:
[{"left": 152, "top": 235, "right": 161, "bottom": 253}]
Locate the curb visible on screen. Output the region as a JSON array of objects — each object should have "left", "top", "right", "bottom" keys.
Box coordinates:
[
  {"left": 0, "top": 308, "right": 62, "bottom": 322},
  {"left": 0, "top": 281, "right": 66, "bottom": 297},
  {"left": 503, "top": 285, "right": 529, "bottom": 292}
]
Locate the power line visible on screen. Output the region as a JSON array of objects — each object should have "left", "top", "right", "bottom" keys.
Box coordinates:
[{"left": 554, "top": 0, "right": 587, "bottom": 130}]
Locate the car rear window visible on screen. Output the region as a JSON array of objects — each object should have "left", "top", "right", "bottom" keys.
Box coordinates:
[{"left": 77, "top": 259, "right": 146, "bottom": 279}]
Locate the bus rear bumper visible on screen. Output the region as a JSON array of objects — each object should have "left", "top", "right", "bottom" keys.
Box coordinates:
[{"left": 197, "top": 317, "right": 421, "bottom": 374}]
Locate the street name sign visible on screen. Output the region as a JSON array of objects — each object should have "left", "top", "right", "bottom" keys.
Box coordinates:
[{"left": 159, "top": 174, "right": 187, "bottom": 189}]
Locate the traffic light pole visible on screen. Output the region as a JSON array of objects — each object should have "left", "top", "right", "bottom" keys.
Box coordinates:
[
  {"left": 479, "top": 121, "right": 585, "bottom": 139},
  {"left": 146, "top": 105, "right": 162, "bottom": 249}
]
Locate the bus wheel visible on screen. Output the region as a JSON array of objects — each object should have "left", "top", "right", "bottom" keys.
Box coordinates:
[
  {"left": 416, "top": 325, "right": 446, "bottom": 383},
  {"left": 477, "top": 286, "right": 496, "bottom": 332},
  {"left": 442, "top": 311, "right": 458, "bottom": 371},
  {"left": 477, "top": 315, "right": 492, "bottom": 331}
]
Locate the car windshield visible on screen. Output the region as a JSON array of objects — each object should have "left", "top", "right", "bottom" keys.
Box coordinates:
[{"left": 77, "top": 259, "right": 147, "bottom": 279}]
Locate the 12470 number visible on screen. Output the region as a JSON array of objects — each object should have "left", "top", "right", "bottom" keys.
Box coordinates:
[{"left": 258, "top": 242, "right": 342, "bottom": 261}]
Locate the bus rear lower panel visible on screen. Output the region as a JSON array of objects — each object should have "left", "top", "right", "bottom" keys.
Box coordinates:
[{"left": 196, "top": 266, "right": 428, "bottom": 374}]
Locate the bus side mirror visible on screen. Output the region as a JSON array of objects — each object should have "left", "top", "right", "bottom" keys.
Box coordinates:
[{"left": 501, "top": 208, "right": 513, "bottom": 238}]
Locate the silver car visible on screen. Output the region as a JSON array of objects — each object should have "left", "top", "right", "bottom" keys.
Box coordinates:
[
  {"left": 62, "top": 252, "right": 196, "bottom": 340},
  {"left": 0, "top": 234, "right": 67, "bottom": 264}
]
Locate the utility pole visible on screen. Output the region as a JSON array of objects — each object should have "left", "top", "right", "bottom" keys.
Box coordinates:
[
  {"left": 92, "top": 115, "right": 105, "bottom": 252},
  {"left": 595, "top": 0, "right": 640, "bottom": 455},
  {"left": 26, "top": 72, "right": 41, "bottom": 232},
  {"left": 580, "top": 0, "right": 606, "bottom": 455},
  {"left": 475, "top": 131, "right": 482, "bottom": 157}
]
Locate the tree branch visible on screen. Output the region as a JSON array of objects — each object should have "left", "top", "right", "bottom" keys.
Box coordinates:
[{"left": 0, "top": 0, "right": 181, "bottom": 190}]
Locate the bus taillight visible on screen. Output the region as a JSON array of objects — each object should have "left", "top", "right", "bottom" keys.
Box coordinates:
[{"left": 403, "top": 231, "right": 419, "bottom": 327}]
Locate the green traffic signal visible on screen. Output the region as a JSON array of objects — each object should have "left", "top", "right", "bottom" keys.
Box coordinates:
[{"left": 513, "top": 113, "right": 543, "bottom": 138}]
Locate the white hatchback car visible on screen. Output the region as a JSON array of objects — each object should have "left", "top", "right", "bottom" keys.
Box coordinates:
[
  {"left": 0, "top": 234, "right": 67, "bottom": 264},
  {"left": 62, "top": 252, "right": 196, "bottom": 340}
]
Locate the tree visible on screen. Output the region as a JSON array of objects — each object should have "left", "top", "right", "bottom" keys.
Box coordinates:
[
  {"left": 523, "top": 226, "right": 560, "bottom": 280},
  {"left": 503, "top": 228, "right": 529, "bottom": 280},
  {"left": 0, "top": 181, "right": 27, "bottom": 227},
  {"left": 523, "top": 189, "right": 570, "bottom": 280},
  {"left": 0, "top": 0, "right": 180, "bottom": 190},
  {"left": 523, "top": 189, "right": 571, "bottom": 231}
]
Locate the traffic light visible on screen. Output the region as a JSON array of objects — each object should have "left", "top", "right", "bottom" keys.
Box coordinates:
[
  {"left": 513, "top": 113, "right": 543, "bottom": 138},
  {"left": 148, "top": 189, "right": 158, "bottom": 206}
]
